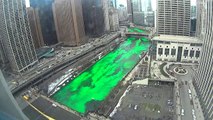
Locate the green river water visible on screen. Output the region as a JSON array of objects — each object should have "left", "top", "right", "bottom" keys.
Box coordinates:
[{"left": 51, "top": 35, "right": 150, "bottom": 114}]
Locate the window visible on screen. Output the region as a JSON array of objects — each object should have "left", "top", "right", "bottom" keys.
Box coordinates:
[
  {"left": 165, "top": 48, "right": 170, "bottom": 55},
  {"left": 171, "top": 49, "right": 176, "bottom": 55},
  {"left": 190, "top": 43, "right": 195, "bottom": 46},
  {"left": 158, "top": 48, "right": 163, "bottom": 55},
  {"left": 165, "top": 42, "right": 170, "bottom": 44},
  {"left": 184, "top": 50, "right": 188, "bottom": 57},
  {"left": 190, "top": 50, "right": 195, "bottom": 57},
  {"left": 196, "top": 43, "right": 202, "bottom": 46},
  {"left": 195, "top": 51, "right": 200, "bottom": 58}
]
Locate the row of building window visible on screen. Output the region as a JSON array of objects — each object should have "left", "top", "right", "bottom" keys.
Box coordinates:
[
  {"left": 157, "top": 41, "right": 202, "bottom": 47},
  {"left": 158, "top": 48, "right": 200, "bottom": 58}
]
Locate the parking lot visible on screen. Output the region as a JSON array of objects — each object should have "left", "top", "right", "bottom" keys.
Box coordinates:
[{"left": 112, "top": 82, "right": 174, "bottom": 120}]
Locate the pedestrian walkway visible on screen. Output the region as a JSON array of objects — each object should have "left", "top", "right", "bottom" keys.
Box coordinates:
[{"left": 188, "top": 80, "right": 205, "bottom": 120}]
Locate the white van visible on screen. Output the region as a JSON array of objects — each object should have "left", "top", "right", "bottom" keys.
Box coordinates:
[
  {"left": 188, "top": 89, "right": 192, "bottom": 94},
  {"left": 181, "top": 109, "right": 185, "bottom": 115},
  {"left": 134, "top": 105, "right": 138, "bottom": 110}
]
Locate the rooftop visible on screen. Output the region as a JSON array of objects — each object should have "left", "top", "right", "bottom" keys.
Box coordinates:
[{"left": 152, "top": 35, "right": 202, "bottom": 44}]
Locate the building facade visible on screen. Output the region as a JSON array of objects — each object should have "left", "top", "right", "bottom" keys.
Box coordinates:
[
  {"left": 127, "top": 0, "right": 133, "bottom": 22},
  {"left": 109, "top": 8, "right": 119, "bottom": 31},
  {"left": 30, "top": 0, "right": 58, "bottom": 46},
  {"left": 0, "top": 0, "right": 38, "bottom": 73},
  {"left": 103, "top": 0, "right": 110, "bottom": 32},
  {"left": 190, "top": 6, "right": 197, "bottom": 36},
  {"left": 156, "top": 0, "right": 191, "bottom": 36},
  {"left": 52, "top": 0, "right": 87, "bottom": 46},
  {"left": 27, "top": 7, "right": 44, "bottom": 49},
  {"left": 152, "top": 35, "right": 202, "bottom": 63},
  {"left": 0, "top": 40, "right": 7, "bottom": 66},
  {"left": 0, "top": 71, "right": 28, "bottom": 120},
  {"left": 133, "top": 12, "right": 145, "bottom": 25},
  {"left": 118, "top": 5, "right": 128, "bottom": 22},
  {"left": 144, "top": 11, "right": 155, "bottom": 27},
  {"left": 132, "top": 0, "right": 142, "bottom": 12},
  {"left": 194, "top": 0, "right": 213, "bottom": 119},
  {"left": 82, "top": 0, "right": 105, "bottom": 37}
]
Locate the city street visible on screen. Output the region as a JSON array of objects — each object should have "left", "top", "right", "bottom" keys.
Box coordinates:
[{"left": 172, "top": 65, "right": 201, "bottom": 120}]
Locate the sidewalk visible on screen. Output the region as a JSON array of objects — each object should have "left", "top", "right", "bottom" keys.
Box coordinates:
[
  {"left": 174, "top": 81, "right": 181, "bottom": 120},
  {"left": 188, "top": 80, "right": 205, "bottom": 120}
]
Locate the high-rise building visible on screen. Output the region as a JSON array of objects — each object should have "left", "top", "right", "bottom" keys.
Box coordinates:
[
  {"left": 133, "top": 12, "right": 145, "bottom": 25},
  {"left": 30, "top": 0, "right": 58, "bottom": 46},
  {"left": 118, "top": 4, "right": 128, "bottom": 22},
  {"left": 0, "top": 0, "right": 38, "bottom": 73},
  {"left": 0, "top": 40, "right": 7, "bottom": 66},
  {"left": 109, "top": 8, "right": 119, "bottom": 31},
  {"left": 156, "top": 0, "right": 191, "bottom": 36},
  {"left": 191, "top": 6, "right": 197, "bottom": 19},
  {"left": 146, "top": 0, "right": 152, "bottom": 11},
  {"left": 132, "top": 0, "right": 142, "bottom": 12},
  {"left": 194, "top": 0, "right": 213, "bottom": 120},
  {"left": 145, "top": 11, "right": 155, "bottom": 27},
  {"left": 127, "top": 0, "right": 133, "bottom": 22},
  {"left": 110, "top": 0, "right": 117, "bottom": 8},
  {"left": 0, "top": 70, "right": 28, "bottom": 120},
  {"left": 190, "top": 6, "right": 197, "bottom": 36},
  {"left": 27, "top": 7, "right": 44, "bottom": 49},
  {"left": 144, "top": 0, "right": 155, "bottom": 27},
  {"left": 82, "top": 0, "right": 105, "bottom": 37},
  {"left": 52, "top": 0, "right": 87, "bottom": 46},
  {"left": 103, "top": 0, "right": 110, "bottom": 32}
]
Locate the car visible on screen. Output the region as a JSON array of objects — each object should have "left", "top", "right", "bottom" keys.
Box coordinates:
[
  {"left": 181, "top": 109, "right": 185, "bottom": 115},
  {"left": 188, "top": 89, "right": 192, "bottom": 94},
  {"left": 189, "top": 94, "right": 192, "bottom": 99},
  {"left": 192, "top": 109, "right": 195, "bottom": 115},
  {"left": 52, "top": 103, "right": 57, "bottom": 107},
  {"left": 128, "top": 104, "right": 132, "bottom": 108},
  {"left": 134, "top": 105, "right": 138, "bottom": 110}
]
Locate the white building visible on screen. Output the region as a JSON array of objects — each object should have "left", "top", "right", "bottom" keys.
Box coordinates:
[
  {"left": 109, "top": 8, "right": 119, "bottom": 31},
  {"left": 118, "top": 5, "right": 128, "bottom": 22},
  {"left": 152, "top": 35, "right": 202, "bottom": 63}
]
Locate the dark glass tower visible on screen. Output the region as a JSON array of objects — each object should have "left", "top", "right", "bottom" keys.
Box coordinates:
[
  {"left": 30, "top": 0, "right": 58, "bottom": 46},
  {"left": 82, "top": 0, "right": 105, "bottom": 37}
]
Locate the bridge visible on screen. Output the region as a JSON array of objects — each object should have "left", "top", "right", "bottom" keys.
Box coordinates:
[{"left": 125, "top": 32, "right": 149, "bottom": 37}]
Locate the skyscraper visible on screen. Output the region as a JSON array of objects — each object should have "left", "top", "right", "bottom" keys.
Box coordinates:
[
  {"left": 133, "top": 12, "right": 145, "bottom": 25},
  {"left": 127, "top": 0, "right": 133, "bottom": 22},
  {"left": 0, "top": 0, "right": 38, "bottom": 73},
  {"left": 156, "top": 0, "right": 191, "bottom": 36},
  {"left": 110, "top": 0, "right": 117, "bottom": 8},
  {"left": 194, "top": 0, "right": 213, "bottom": 119},
  {"left": 0, "top": 40, "right": 6, "bottom": 66},
  {"left": 190, "top": 6, "right": 197, "bottom": 36},
  {"left": 82, "top": 0, "right": 105, "bottom": 37},
  {"left": 132, "top": 0, "right": 142, "bottom": 12},
  {"left": 0, "top": 70, "right": 28, "bottom": 120},
  {"left": 103, "top": 0, "right": 110, "bottom": 32},
  {"left": 118, "top": 4, "right": 128, "bottom": 22},
  {"left": 109, "top": 8, "right": 119, "bottom": 31},
  {"left": 144, "top": 0, "right": 155, "bottom": 27},
  {"left": 30, "top": 0, "right": 58, "bottom": 46},
  {"left": 191, "top": 6, "right": 197, "bottom": 19},
  {"left": 27, "top": 7, "right": 44, "bottom": 49},
  {"left": 52, "top": 0, "right": 87, "bottom": 46}
]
